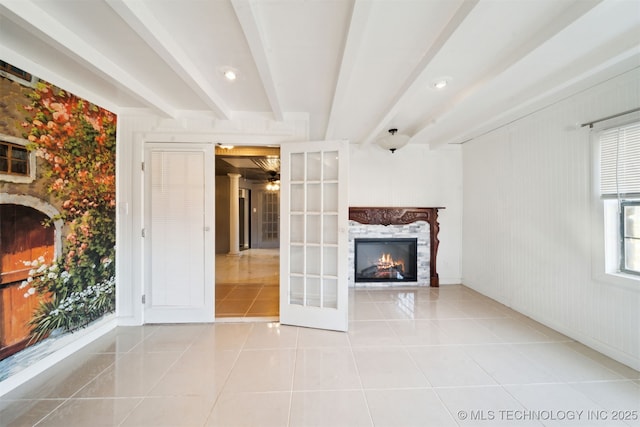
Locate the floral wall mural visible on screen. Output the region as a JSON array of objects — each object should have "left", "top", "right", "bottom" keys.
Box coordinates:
[{"left": 0, "top": 63, "right": 116, "bottom": 380}]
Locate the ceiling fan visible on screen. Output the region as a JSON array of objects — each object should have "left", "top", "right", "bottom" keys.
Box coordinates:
[
  {"left": 252, "top": 157, "right": 281, "bottom": 191},
  {"left": 265, "top": 170, "right": 280, "bottom": 191}
]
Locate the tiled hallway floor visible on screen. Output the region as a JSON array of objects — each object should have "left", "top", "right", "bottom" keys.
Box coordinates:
[
  {"left": 2, "top": 285, "right": 639, "bottom": 426},
  {"left": 215, "top": 249, "right": 279, "bottom": 319}
]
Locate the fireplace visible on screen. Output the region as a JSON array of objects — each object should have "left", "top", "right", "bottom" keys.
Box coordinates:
[
  {"left": 354, "top": 238, "right": 418, "bottom": 283},
  {"left": 349, "top": 207, "right": 443, "bottom": 287}
]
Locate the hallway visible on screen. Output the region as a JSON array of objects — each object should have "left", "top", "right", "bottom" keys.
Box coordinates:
[{"left": 215, "top": 249, "right": 279, "bottom": 319}]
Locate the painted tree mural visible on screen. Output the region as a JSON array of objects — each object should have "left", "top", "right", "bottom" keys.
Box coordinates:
[{"left": 18, "top": 82, "right": 116, "bottom": 343}]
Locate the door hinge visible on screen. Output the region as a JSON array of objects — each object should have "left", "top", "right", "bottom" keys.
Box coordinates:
[
  {"left": 141, "top": 228, "right": 145, "bottom": 238},
  {"left": 141, "top": 162, "right": 144, "bottom": 171},
  {"left": 141, "top": 294, "right": 146, "bottom": 304}
]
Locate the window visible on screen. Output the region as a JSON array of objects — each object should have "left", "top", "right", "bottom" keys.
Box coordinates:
[
  {"left": 0, "top": 61, "right": 32, "bottom": 83},
  {"left": 0, "top": 141, "right": 29, "bottom": 176},
  {"left": 621, "top": 201, "right": 640, "bottom": 275},
  {"left": 600, "top": 122, "right": 640, "bottom": 198},
  {"left": 599, "top": 121, "right": 640, "bottom": 277},
  {"left": 262, "top": 191, "right": 279, "bottom": 242}
]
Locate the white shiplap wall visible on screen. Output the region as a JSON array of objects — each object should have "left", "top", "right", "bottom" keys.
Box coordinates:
[{"left": 462, "top": 68, "right": 640, "bottom": 370}]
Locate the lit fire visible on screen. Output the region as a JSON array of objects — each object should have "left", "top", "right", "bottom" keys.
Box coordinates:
[{"left": 376, "top": 253, "right": 405, "bottom": 272}]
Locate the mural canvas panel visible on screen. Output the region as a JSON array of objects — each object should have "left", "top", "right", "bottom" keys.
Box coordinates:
[{"left": 0, "top": 62, "right": 116, "bottom": 380}]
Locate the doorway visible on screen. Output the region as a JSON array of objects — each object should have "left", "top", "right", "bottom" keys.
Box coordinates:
[{"left": 214, "top": 146, "right": 280, "bottom": 319}]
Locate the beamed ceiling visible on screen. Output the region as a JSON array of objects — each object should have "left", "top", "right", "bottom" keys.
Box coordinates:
[{"left": 1, "top": 0, "right": 639, "bottom": 153}]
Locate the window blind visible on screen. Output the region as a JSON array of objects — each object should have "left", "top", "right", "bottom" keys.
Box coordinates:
[{"left": 600, "top": 122, "right": 640, "bottom": 198}]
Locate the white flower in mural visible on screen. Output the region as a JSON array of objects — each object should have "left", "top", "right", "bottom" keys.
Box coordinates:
[{"left": 60, "top": 271, "right": 71, "bottom": 283}]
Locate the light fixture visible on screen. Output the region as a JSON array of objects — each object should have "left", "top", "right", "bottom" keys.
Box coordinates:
[
  {"left": 376, "top": 128, "right": 410, "bottom": 153},
  {"left": 223, "top": 69, "right": 237, "bottom": 81},
  {"left": 265, "top": 170, "right": 280, "bottom": 191},
  {"left": 431, "top": 76, "right": 452, "bottom": 90},
  {"left": 433, "top": 79, "right": 448, "bottom": 89},
  {"left": 266, "top": 179, "right": 280, "bottom": 191}
]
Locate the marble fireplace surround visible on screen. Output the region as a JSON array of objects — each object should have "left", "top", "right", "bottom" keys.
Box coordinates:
[{"left": 348, "top": 207, "right": 443, "bottom": 287}]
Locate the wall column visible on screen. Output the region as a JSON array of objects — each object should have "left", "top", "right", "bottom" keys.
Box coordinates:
[{"left": 227, "top": 173, "right": 241, "bottom": 256}]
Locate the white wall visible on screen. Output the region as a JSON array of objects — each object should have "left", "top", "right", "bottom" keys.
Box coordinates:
[
  {"left": 115, "top": 112, "right": 160, "bottom": 325},
  {"left": 462, "top": 69, "right": 640, "bottom": 370},
  {"left": 349, "top": 143, "right": 463, "bottom": 284}
]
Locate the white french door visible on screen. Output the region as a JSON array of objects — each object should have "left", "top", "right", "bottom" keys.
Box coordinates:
[
  {"left": 279, "top": 140, "right": 349, "bottom": 331},
  {"left": 143, "top": 143, "right": 215, "bottom": 323}
]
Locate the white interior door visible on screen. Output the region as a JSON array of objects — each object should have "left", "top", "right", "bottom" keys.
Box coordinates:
[
  {"left": 143, "top": 143, "right": 214, "bottom": 323},
  {"left": 280, "top": 140, "right": 349, "bottom": 331}
]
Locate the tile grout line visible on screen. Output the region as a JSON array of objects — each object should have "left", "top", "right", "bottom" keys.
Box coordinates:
[
  {"left": 201, "top": 322, "right": 256, "bottom": 426},
  {"left": 346, "top": 322, "right": 376, "bottom": 427}
]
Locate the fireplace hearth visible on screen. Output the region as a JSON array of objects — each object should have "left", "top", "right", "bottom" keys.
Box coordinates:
[{"left": 355, "top": 238, "right": 418, "bottom": 282}]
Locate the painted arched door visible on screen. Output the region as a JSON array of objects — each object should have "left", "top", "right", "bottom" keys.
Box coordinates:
[{"left": 0, "top": 204, "right": 55, "bottom": 359}]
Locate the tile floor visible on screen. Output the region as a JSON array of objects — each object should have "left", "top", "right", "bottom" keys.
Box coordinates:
[
  {"left": 215, "top": 249, "right": 279, "bottom": 319},
  {"left": 1, "top": 285, "right": 639, "bottom": 427}
]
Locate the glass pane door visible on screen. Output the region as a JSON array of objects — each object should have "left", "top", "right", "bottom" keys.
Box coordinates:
[{"left": 280, "top": 140, "right": 348, "bottom": 331}]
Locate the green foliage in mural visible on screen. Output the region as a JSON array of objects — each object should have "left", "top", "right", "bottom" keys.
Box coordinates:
[{"left": 19, "top": 82, "right": 116, "bottom": 343}]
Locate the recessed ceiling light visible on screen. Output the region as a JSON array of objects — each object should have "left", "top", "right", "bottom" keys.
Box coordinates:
[
  {"left": 433, "top": 79, "right": 448, "bottom": 89},
  {"left": 431, "top": 76, "right": 452, "bottom": 90},
  {"left": 224, "top": 69, "right": 237, "bottom": 81}
]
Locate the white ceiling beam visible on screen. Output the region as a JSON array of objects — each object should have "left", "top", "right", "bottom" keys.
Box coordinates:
[
  {"left": 0, "top": 0, "right": 177, "bottom": 118},
  {"left": 324, "top": 0, "right": 373, "bottom": 140},
  {"left": 412, "top": 0, "right": 603, "bottom": 146},
  {"left": 435, "top": 47, "right": 640, "bottom": 149},
  {"left": 231, "top": 0, "right": 283, "bottom": 121},
  {"left": 360, "top": 0, "right": 479, "bottom": 146},
  {"left": 106, "top": 0, "right": 231, "bottom": 119},
  {"left": 0, "top": 46, "right": 121, "bottom": 115}
]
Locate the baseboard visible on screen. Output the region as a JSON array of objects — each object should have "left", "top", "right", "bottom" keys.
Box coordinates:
[
  {"left": 438, "top": 278, "right": 463, "bottom": 285},
  {"left": 514, "top": 306, "right": 640, "bottom": 372},
  {"left": 462, "top": 283, "right": 640, "bottom": 372}
]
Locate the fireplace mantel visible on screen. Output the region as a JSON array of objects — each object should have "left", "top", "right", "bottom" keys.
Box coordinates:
[{"left": 349, "top": 207, "right": 444, "bottom": 287}]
